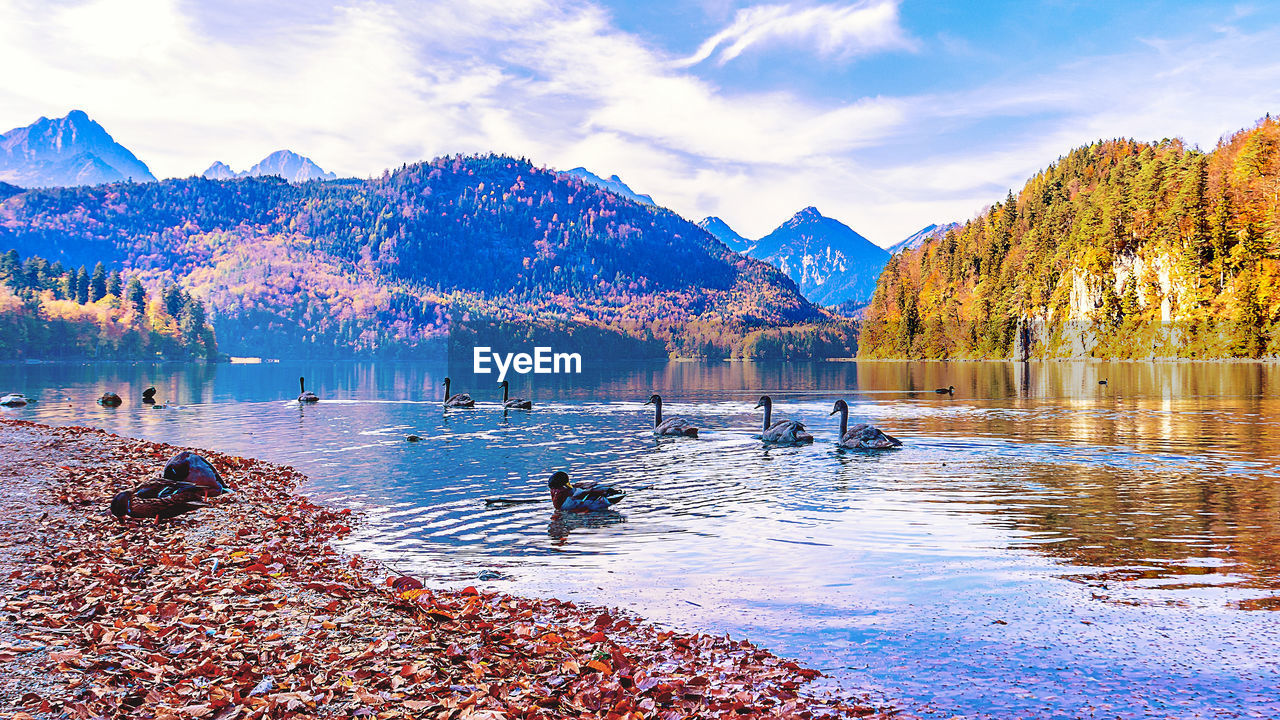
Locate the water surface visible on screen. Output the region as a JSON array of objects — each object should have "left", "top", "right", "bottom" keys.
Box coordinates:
[{"left": 3, "top": 360, "right": 1279, "bottom": 718}]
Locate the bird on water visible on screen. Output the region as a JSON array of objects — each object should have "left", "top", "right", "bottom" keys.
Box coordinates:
[{"left": 643, "top": 394, "right": 698, "bottom": 437}]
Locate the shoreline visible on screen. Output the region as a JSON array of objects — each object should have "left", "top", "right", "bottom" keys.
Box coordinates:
[{"left": 0, "top": 418, "right": 893, "bottom": 719}]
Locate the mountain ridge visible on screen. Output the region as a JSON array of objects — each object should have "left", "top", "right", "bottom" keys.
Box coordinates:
[
  {"left": 201, "top": 150, "right": 336, "bottom": 182},
  {"left": 0, "top": 110, "right": 156, "bottom": 187},
  {"left": 746, "top": 206, "right": 889, "bottom": 307}
]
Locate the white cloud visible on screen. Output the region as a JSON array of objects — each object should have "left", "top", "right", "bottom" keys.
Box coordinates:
[{"left": 677, "top": 0, "right": 915, "bottom": 67}]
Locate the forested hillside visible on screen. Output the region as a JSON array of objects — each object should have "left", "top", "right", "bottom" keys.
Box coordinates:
[
  {"left": 0, "top": 250, "right": 217, "bottom": 360},
  {"left": 859, "top": 116, "right": 1280, "bottom": 359},
  {"left": 0, "top": 155, "right": 849, "bottom": 359}
]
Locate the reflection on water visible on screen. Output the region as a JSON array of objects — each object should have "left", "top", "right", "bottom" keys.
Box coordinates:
[{"left": 3, "top": 359, "right": 1280, "bottom": 718}]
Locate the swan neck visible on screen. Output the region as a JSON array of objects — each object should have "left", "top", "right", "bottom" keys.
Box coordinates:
[
  {"left": 299, "top": 377, "right": 305, "bottom": 393},
  {"left": 762, "top": 403, "right": 771, "bottom": 432},
  {"left": 502, "top": 383, "right": 508, "bottom": 402},
  {"left": 839, "top": 405, "right": 848, "bottom": 437},
  {"left": 444, "top": 378, "right": 450, "bottom": 399},
  {"left": 653, "top": 399, "right": 662, "bottom": 426}
]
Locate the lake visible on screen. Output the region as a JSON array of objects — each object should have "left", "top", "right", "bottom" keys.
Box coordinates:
[{"left": 2, "top": 359, "right": 1279, "bottom": 718}]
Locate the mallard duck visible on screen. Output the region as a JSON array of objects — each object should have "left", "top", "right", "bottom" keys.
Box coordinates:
[
  {"left": 110, "top": 483, "right": 209, "bottom": 520},
  {"left": 162, "top": 451, "right": 229, "bottom": 495},
  {"left": 297, "top": 377, "right": 319, "bottom": 403},
  {"left": 547, "top": 471, "right": 625, "bottom": 513},
  {"left": 98, "top": 392, "right": 123, "bottom": 407},
  {"left": 830, "top": 400, "right": 902, "bottom": 449},
  {"left": 142, "top": 386, "right": 157, "bottom": 404},
  {"left": 755, "top": 395, "right": 813, "bottom": 444},
  {"left": 498, "top": 380, "right": 532, "bottom": 410},
  {"left": 0, "top": 393, "right": 28, "bottom": 407},
  {"left": 643, "top": 394, "right": 698, "bottom": 437},
  {"left": 442, "top": 377, "right": 474, "bottom": 408},
  {"left": 935, "top": 385, "right": 955, "bottom": 395}
]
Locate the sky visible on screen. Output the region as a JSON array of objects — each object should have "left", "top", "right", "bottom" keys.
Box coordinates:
[{"left": 2, "top": 0, "right": 1279, "bottom": 246}]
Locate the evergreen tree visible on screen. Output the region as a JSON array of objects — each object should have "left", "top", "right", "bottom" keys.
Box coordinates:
[
  {"left": 75, "top": 266, "right": 90, "bottom": 304},
  {"left": 126, "top": 277, "right": 148, "bottom": 315},
  {"left": 106, "top": 270, "right": 122, "bottom": 298},
  {"left": 90, "top": 262, "right": 107, "bottom": 302}
]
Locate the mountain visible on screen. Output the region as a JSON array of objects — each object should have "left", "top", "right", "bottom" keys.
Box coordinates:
[
  {"left": 562, "top": 167, "right": 655, "bottom": 206},
  {"left": 746, "top": 206, "right": 890, "bottom": 306},
  {"left": 201, "top": 150, "right": 337, "bottom": 182},
  {"left": 888, "top": 222, "right": 960, "bottom": 255},
  {"left": 0, "top": 182, "right": 22, "bottom": 201},
  {"left": 859, "top": 116, "right": 1280, "bottom": 360},
  {"left": 0, "top": 110, "right": 156, "bottom": 187},
  {"left": 201, "top": 161, "right": 237, "bottom": 180},
  {"left": 0, "top": 155, "right": 849, "bottom": 360},
  {"left": 698, "top": 216, "right": 753, "bottom": 254}
]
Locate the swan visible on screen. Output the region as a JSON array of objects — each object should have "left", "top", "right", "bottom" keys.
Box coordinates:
[
  {"left": 498, "top": 380, "right": 532, "bottom": 410},
  {"left": 442, "top": 377, "right": 474, "bottom": 407},
  {"left": 547, "top": 471, "right": 625, "bottom": 513},
  {"left": 643, "top": 394, "right": 698, "bottom": 437},
  {"left": 297, "top": 377, "right": 319, "bottom": 403},
  {"left": 755, "top": 395, "right": 813, "bottom": 444},
  {"left": 830, "top": 400, "right": 902, "bottom": 449},
  {"left": 935, "top": 385, "right": 955, "bottom": 395}
]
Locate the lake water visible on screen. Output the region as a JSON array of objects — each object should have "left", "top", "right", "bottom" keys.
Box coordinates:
[{"left": 3, "top": 360, "right": 1279, "bottom": 718}]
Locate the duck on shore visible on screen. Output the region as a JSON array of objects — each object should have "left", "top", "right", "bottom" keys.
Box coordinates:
[
  {"left": 499, "top": 380, "right": 532, "bottom": 410},
  {"left": 298, "top": 377, "right": 319, "bottom": 403},
  {"left": 0, "top": 393, "right": 28, "bottom": 407},
  {"left": 644, "top": 394, "right": 698, "bottom": 437},
  {"left": 98, "top": 392, "right": 123, "bottom": 407},
  {"left": 830, "top": 400, "right": 902, "bottom": 450},
  {"left": 547, "top": 471, "right": 625, "bottom": 513},
  {"left": 755, "top": 395, "right": 813, "bottom": 445},
  {"left": 162, "top": 451, "right": 230, "bottom": 496},
  {"left": 442, "top": 378, "right": 475, "bottom": 408},
  {"left": 111, "top": 482, "right": 210, "bottom": 521}
]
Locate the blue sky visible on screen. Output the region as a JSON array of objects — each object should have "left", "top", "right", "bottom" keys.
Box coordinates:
[{"left": 2, "top": 0, "right": 1278, "bottom": 245}]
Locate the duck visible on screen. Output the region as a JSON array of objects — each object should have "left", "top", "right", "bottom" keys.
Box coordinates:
[
  {"left": 755, "top": 395, "right": 813, "bottom": 444},
  {"left": 162, "top": 451, "right": 230, "bottom": 496},
  {"left": 0, "top": 393, "right": 28, "bottom": 407},
  {"left": 830, "top": 400, "right": 902, "bottom": 449},
  {"left": 498, "top": 380, "right": 532, "bottom": 410},
  {"left": 935, "top": 385, "right": 955, "bottom": 395},
  {"left": 297, "top": 377, "right": 319, "bottom": 403},
  {"left": 142, "top": 386, "right": 157, "bottom": 404},
  {"left": 98, "top": 392, "right": 123, "bottom": 407},
  {"left": 110, "top": 483, "right": 209, "bottom": 521},
  {"left": 643, "top": 394, "right": 699, "bottom": 437},
  {"left": 547, "top": 471, "right": 625, "bottom": 513},
  {"left": 442, "top": 377, "right": 475, "bottom": 408},
  {"left": 1098, "top": 379, "right": 1108, "bottom": 386}
]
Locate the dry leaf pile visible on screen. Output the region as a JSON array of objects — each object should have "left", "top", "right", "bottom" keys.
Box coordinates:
[{"left": 0, "top": 419, "right": 894, "bottom": 719}]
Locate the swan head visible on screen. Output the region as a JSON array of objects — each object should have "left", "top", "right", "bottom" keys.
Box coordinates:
[
  {"left": 644, "top": 394, "right": 661, "bottom": 406},
  {"left": 829, "top": 399, "right": 848, "bottom": 415},
  {"left": 548, "top": 471, "right": 571, "bottom": 489},
  {"left": 498, "top": 379, "right": 508, "bottom": 388},
  {"left": 754, "top": 395, "right": 772, "bottom": 410}
]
